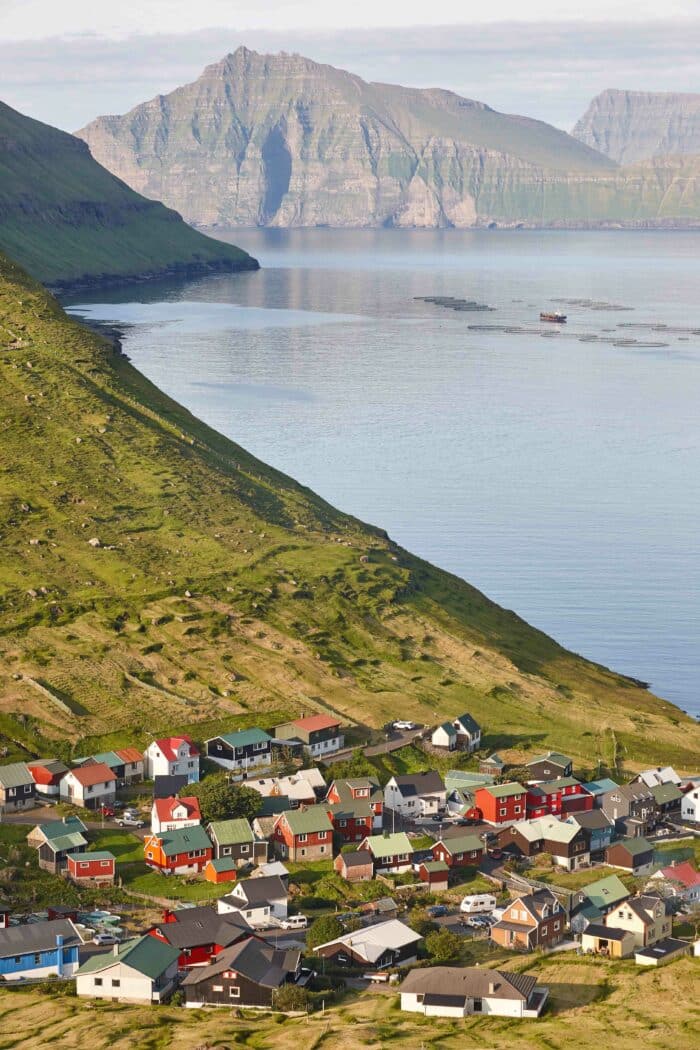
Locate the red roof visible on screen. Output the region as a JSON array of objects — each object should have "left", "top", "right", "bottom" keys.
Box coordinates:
[
  {"left": 115, "top": 747, "right": 143, "bottom": 764},
  {"left": 291, "top": 714, "right": 341, "bottom": 732},
  {"left": 658, "top": 861, "right": 700, "bottom": 889},
  {"left": 27, "top": 760, "right": 67, "bottom": 785},
  {"left": 153, "top": 796, "right": 201, "bottom": 823},
  {"left": 69, "top": 762, "right": 117, "bottom": 787},
  {"left": 153, "top": 735, "right": 199, "bottom": 761}
]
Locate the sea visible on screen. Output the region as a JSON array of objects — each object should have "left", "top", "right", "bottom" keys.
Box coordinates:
[{"left": 66, "top": 229, "right": 700, "bottom": 718}]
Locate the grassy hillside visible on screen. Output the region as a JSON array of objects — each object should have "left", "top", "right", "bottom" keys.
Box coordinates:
[
  {"left": 0, "top": 100, "right": 257, "bottom": 287},
  {"left": 0, "top": 252, "right": 698, "bottom": 770}
]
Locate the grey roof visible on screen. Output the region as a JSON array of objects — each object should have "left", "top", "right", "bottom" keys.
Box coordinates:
[
  {"left": 634, "top": 938, "right": 690, "bottom": 961},
  {"left": 526, "top": 751, "right": 572, "bottom": 769},
  {"left": 316, "top": 919, "right": 421, "bottom": 963},
  {"left": 154, "top": 906, "right": 250, "bottom": 949},
  {"left": 227, "top": 875, "right": 287, "bottom": 907},
  {"left": 567, "top": 810, "right": 613, "bottom": 831},
  {"left": 584, "top": 924, "right": 632, "bottom": 942},
  {"left": 153, "top": 774, "right": 189, "bottom": 799},
  {"left": 435, "top": 721, "right": 457, "bottom": 737},
  {"left": 401, "top": 966, "right": 536, "bottom": 1002},
  {"left": 453, "top": 713, "right": 481, "bottom": 735},
  {"left": 341, "top": 850, "right": 373, "bottom": 868},
  {"left": 390, "top": 772, "right": 445, "bottom": 797},
  {"left": 0, "top": 762, "right": 32, "bottom": 788},
  {"left": 181, "top": 936, "right": 299, "bottom": 988},
  {"left": 0, "top": 919, "right": 82, "bottom": 958}
]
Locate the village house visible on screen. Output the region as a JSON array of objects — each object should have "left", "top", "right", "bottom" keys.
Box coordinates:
[
  {"left": 359, "top": 831, "right": 415, "bottom": 874},
  {"left": 59, "top": 762, "right": 117, "bottom": 810},
  {"left": 205, "top": 728, "right": 273, "bottom": 772},
  {"left": 27, "top": 815, "right": 88, "bottom": 873},
  {"left": 569, "top": 874, "right": 631, "bottom": 934},
  {"left": 418, "top": 860, "right": 450, "bottom": 891},
  {"left": 400, "top": 966, "right": 549, "bottom": 1019},
  {"left": 474, "top": 783, "right": 527, "bottom": 826},
  {"left": 27, "top": 758, "right": 69, "bottom": 798},
  {"left": 430, "top": 832, "right": 485, "bottom": 868},
  {"left": 149, "top": 905, "right": 251, "bottom": 968},
  {"left": 490, "top": 889, "right": 565, "bottom": 951},
  {"left": 384, "top": 771, "right": 446, "bottom": 819},
  {"left": 204, "top": 857, "right": 238, "bottom": 884},
  {"left": 580, "top": 923, "right": 637, "bottom": 959},
  {"left": 217, "top": 874, "right": 289, "bottom": 925},
  {"left": 315, "top": 919, "right": 423, "bottom": 970},
  {"left": 247, "top": 768, "right": 327, "bottom": 809},
  {"left": 600, "top": 894, "right": 673, "bottom": 949},
  {"left": 76, "top": 935, "right": 180, "bottom": 1003},
  {"left": 77, "top": 748, "right": 144, "bottom": 786},
  {"left": 0, "top": 762, "right": 36, "bottom": 811},
  {"left": 143, "top": 824, "right": 213, "bottom": 875},
  {"left": 526, "top": 778, "right": 593, "bottom": 819},
  {"left": 649, "top": 781, "right": 683, "bottom": 819},
  {"left": 580, "top": 778, "right": 620, "bottom": 804},
  {"left": 271, "top": 806, "right": 334, "bottom": 862},
  {"left": 274, "top": 714, "right": 345, "bottom": 758},
  {"left": 359, "top": 896, "right": 399, "bottom": 921},
  {"left": 681, "top": 783, "right": 700, "bottom": 823},
  {"left": 431, "top": 713, "right": 482, "bottom": 753},
  {"left": 181, "top": 937, "right": 301, "bottom": 1008},
  {"left": 144, "top": 735, "right": 199, "bottom": 783},
  {"left": 479, "top": 753, "right": 505, "bottom": 776},
  {"left": 207, "top": 817, "right": 268, "bottom": 866},
  {"left": 635, "top": 938, "right": 692, "bottom": 967},
  {"left": 0, "top": 918, "right": 82, "bottom": 981},
  {"left": 67, "top": 850, "right": 116, "bottom": 885},
  {"left": 600, "top": 783, "right": 657, "bottom": 837},
  {"left": 649, "top": 860, "right": 700, "bottom": 905},
  {"left": 525, "top": 752, "right": 573, "bottom": 782},
  {"left": 565, "top": 809, "right": 615, "bottom": 855},
  {"left": 632, "top": 766, "right": 681, "bottom": 789},
  {"left": 605, "top": 836, "right": 655, "bottom": 876},
  {"left": 326, "top": 776, "right": 383, "bottom": 831},
  {"left": 496, "top": 816, "right": 590, "bottom": 871},
  {"left": 334, "top": 849, "right": 374, "bottom": 882},
  {"left": 150, "top": 795, "right": 201, "bottom": 834}
]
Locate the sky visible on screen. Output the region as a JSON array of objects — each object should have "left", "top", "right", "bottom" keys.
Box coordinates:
[{"left": 1, "top": 3, "right": 699, "bottom": 131}]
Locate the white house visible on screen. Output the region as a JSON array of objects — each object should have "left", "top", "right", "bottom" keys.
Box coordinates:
[
  {"left": 75, "top": 936, "right": 180, "bottom": 1003},
  {"left": 59, "top": 762, "right": 117, "bottom": 810},
  {"left": 681, "top": 785, "right": 700, "bottom": 823},
  {"left": 216, "top": 874, "right": 288, "bottom": 925},
  {"left": 649, "top": 861, "right": 700, "bottom": 904},
  {"left": 633, "top": 767, "right": 681, "bottom": 789},
  {"left": 246, "top": 767, "right": 326, "bottom": 807},
  {"left": 400, "top": 966, "right": 548, "bottom": 1018},
  {"left": 432, "top": 714, "right": 482, "bottom": 753},
  {"left": 150, "top": 795, "right": 202, "bottom": 834},
  {"left": 384, "top": 772, "right": 446, "bottom": 818},
  {"left": 431, "top": 722, "right": 458, "bottom": 750},
  {"left": 143, "top": 736, "right": 199, "bottom": 783}
]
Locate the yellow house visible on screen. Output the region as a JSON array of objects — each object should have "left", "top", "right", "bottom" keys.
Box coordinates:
[
  {"left": 581, "top": 924, "right": 636, "bottom": 959},
  {"left": 604, "top": 895, "right": 672, "bottom": 948}
]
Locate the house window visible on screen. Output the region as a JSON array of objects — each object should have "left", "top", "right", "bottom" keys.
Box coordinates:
[
  {"left": 100, "top": 861, "right": 110, "bottom": 868},
  {"left": 514, "top": 806, "right": 521, "bottom": 814},
  {"left": 213, "top": 984, "right": 224, "bottom": 992},
  {"left": 300, "top": 848, "right": 306, "bottom": 857},
  {"left": 318, "top": 831, "right": 327, "bottom": 840},
  {"left": 146, "top": 851, "right": 153, "bottom": 860},
  {"left": 338, "top": 820, "right": 347, "bottom": 828},
  {"left": 499, "top": 808, "right": 506, "bottom": 817},
  {"left": 229, "top": 986, "right": 240, "bottom": 998},
  {"left": 24, "top": 785, "right": 32, "bottom": 794},
  {"left": 112, "top": 979, "right": 120, "bottom": 988},
  {"left": 94, "top": 978, "right": 103, "bottom": 987},
  {"left": 298, "top": 833, "right": 308, "bottom": 842},
  {"left": 554, "top": 921, "right": 560, "bottom": 931},
  {"left": 80, "top": 861, "right": 89, "bottom": 869},
  {"left": 33, "top": 953, "right": 41, "bottom": 965},
  {"left": 473, "top": 998, "right": 482, "bottom": 1012},
  {"left": 320, "top": 845, "right": 326, "bottom": 854},
  {"left": 222, "top": 846, "right": 231, "bottom": 856}
]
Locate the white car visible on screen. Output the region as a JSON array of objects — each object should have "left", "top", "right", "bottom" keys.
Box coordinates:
[
  {"left": 279, "top": 915, "right": 308, "bottom": 930},
  {"left": 117, "top": 815, "right": 144, "bottom": 827},
  {"left": 92, "top": 932, "right": 120, "bottom": 946},
  {"left": 392, "top": 720, "right": 417, "bottom": 731}
]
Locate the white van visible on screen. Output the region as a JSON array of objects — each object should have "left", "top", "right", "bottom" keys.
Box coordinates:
[
  {"left": 459, "top": 893, "right": 497, "bottom": 915},
  {"left": 279, "top": 915, "right": 308, "bottom": 930}
]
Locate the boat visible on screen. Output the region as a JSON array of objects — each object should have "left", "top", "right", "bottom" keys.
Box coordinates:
[{"left": 540, "top": 312, "right": 567, "bottom": 323}]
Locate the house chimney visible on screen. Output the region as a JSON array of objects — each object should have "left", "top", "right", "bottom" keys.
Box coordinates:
[{"left": 113, "top": 943, "right": 119, "bottom": 957}]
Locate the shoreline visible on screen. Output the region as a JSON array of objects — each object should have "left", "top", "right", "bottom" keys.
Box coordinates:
[{"left": 46, "top": 254, "right": 259, "bottom": 297}]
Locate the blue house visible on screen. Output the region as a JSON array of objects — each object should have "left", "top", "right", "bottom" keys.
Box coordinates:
[
  {"left": 0, "top": 918, "right": 82, "bottom": 980},
  {"left": 566, "top": 809, "right": 615, "bottom": 854}
]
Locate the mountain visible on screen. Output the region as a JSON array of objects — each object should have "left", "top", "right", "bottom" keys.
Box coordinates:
[
  {"left": 76, "top": 47, "right": 619, "bottom": 230},
  {"left": 573, "top": 89, "right": 700, "bottom": 164},
  {"left": 0, "top": 100, "right": 257, "bottom": 289},
  {"left": 1, "top": 249, "right": 698, "bottom": 772}
]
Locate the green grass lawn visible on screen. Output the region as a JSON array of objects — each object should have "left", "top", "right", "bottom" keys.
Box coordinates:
[
  {"left": 527, "top": 864, "right": 638, "bottom": 893},
  {"left": 119, "top": 862, "right": 222, "bottom": 902},
  {"left": 91, "top": 829, "right": 144, "bottom": 863}
]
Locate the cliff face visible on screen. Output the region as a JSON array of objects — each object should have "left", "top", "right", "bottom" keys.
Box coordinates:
[
  {"left": 0, "top": 99, "right": 257, "bottom": 288},
  {"left": 76, "top": 47, "right": 618, "bottom": 230},
  {"left": 573, "top": 89, "right": 700, "bottom": 164}
]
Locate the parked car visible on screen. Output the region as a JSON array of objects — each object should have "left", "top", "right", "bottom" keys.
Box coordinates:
[
  {"left": 427, "top": 905, "right": 449, "bottom": 918},
  {"left": 99, "top": 805, "right": 115, "bottom": 818},
  {"left": 279, "top": 915, "right": 308, "bottom": 930},
  {"left": 92, "top": 932, "right": 120, "bottom": 945},
  {"left": 392, "top": 720, "right": 417, "bottom": 731},
  {"left": 116, "top": 815, "right": 144, "bottom": 828},
  {"left": 488, "top": 847, "right": 503, "bottom": 859}
]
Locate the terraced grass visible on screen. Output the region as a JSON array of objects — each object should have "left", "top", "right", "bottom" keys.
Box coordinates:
[{"left": 1, "top": 251, "right": 699, "bottom": 774}]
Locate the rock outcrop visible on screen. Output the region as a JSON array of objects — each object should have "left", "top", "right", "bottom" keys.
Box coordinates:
[{"left": 572, "top": 89, "right": 700, "bottom": 164}]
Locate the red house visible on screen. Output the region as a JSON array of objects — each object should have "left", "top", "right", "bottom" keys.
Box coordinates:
[
  {"left": 418, "top": 860, "right": 449, "bottom": 891},
  {"left": 430, "top": 833, "right": 485, "bottom": 868},
  {"left": 271, "top": 806, "right": 334, "bottom": 861},
  {"left": 144, "top": 825, "right": 213, "bottom": 875},
  {"left": 326, "top": 777, "right": 383, "bottom": 840},
  {"left": 526, "top": 778, "right": 593, "bottom": 819},
  {"left": 474, "top": 783, "right": 527, "bottom": 826},
  {"left": 203, "top": 857, "right": 238, "bottom": 884},
  {"left": 150, "top": 905, "right": 251, "bottom": 968},
  {"left": 67, "top": 850, "right": 116, "bottom": 884}
]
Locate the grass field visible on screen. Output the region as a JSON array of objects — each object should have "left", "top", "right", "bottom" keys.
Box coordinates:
[{"left": 0, "top": 954, "right": 696, "bottom": 1049}]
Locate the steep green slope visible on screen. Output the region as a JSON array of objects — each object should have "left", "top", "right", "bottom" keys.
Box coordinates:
[
  {"left": 1, "top": 251, "right": 698, "bottom": 770},
  {"left": 0, "top": 100, "right": 257, "bottom": 287}
]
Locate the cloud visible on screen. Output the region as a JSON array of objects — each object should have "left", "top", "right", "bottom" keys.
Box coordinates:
[{"left": 2, "top": 20, "right": 699, "bottom": 132}]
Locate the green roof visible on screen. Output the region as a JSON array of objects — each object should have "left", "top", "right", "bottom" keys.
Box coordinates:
[
  {"left": 36, "top": 816, "right": 87, "bottom": 842},
  {"left": 208, "top": 857, "right": 238, "bottom": 872},
  {"left": 481, "top": 753, "right": 505, "bottom": 768},
  {"left": 436, "top": 833, "right": 483, "bottom": 855},
  {"left": 527, "top": 751, "right": 572, "bottom": 768},
  {"left": 258, "top": 796, "right": 291, "bottom": 816},
  {"left": 207, "top": 818, "right": 254, "bottom": 846},
  {"left": 421, "top": 861, "right": 449, "bottom": 873},
  {"left": 615, "top": 836, "right": 653, "bottom": 857},
  {"left": 580, "top": 874, "right": 630, "bottom": 911},
  {"left": 49, "top": 832, "right": 88, "bottom": 852},
  {"left": 445, "top": 770, "right": 495, "bottom": 791},
  {"left": 485, "top": 782, "right": 526, "bottom": 798},
  {"left": 71, "top": 850, "right": 115, "bottom": 863},
  {"left": 650, "top": 782, "right": 682, "bottom": 805},
  {"left": 362, "top": 832, "right": 413, "bottom": 858},
  {"left": 531, "top": 777, "right": 581, "bottom": 794},
  {"left": 156, "top": 825, "right": 211, "bottom": 857},
  {"left": 0, "top": 762, "right": 32, "bottom": 788},
  {"left": 281, "top": 806, "right": 333, "bottom": 836},
  {"left": 90, "top": 751, "right": 122, "bottom": 769},
  {"left": 218, "top": 728, "right": 272, "bottom": 748},
  {"left": 76, "top": 934, "right": 179, "bottom": 979}
]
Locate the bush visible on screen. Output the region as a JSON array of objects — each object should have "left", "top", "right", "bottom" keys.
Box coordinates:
[
  {"left": 425, "top": 928, "right": 462, "bottom": 962},
  {"left": 307, "top": 914, "right": 344, "bottom": 950},
  {"left": 274, "top": 983, "right": 310, "bottom": 1011}
]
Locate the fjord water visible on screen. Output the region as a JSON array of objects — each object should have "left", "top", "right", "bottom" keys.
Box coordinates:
[{"left": 68, "top": 230, "right": 700, "bottom": 717}]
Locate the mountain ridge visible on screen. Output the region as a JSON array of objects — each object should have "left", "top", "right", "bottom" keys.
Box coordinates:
[{"left": 573, "top": 88, "right": 700, "bottom": 164}]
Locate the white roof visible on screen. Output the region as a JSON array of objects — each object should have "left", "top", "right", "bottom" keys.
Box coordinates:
[
  {"left": 316, "top": 919, "right": 421, "bottom": 963},
  {"left": 636, "top": 767, "right": 681, "bottom": 788},
  {"left": 512, "top": 816, "right": 581, "bottom": 845},
  {"left": 246, "top": 768, "right": 325, "bottom": 801}
]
